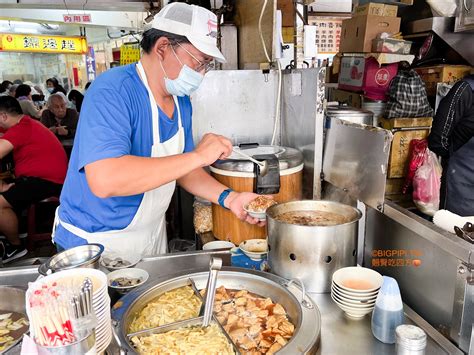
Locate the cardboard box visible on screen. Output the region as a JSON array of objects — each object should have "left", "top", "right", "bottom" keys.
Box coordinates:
[
  {"left": 331, "top": 89, "right": 365, "bottom": 108},
  {"left": 379, "top": 117, "right": 433, "bottom": 130},
  {"left": 338, "top": 56, "right": 398, "bottom": 101},
  {"left": 354, "top": 3, "right": 398, "bottom": 17},
  {"left": 385, "top": 178, "right": 405, "bottom": 195},
  {"left": 277, "top": 0, "right": 295, "bottom": 27},
  {"left": 340, "top": 15, "right": 401, "bottom": 53},
  {"left": 414, "top": 65, "right": 472, "bottom": 96},
  {"left": 387, "top": 129, "right": 430, "bottom": 178},
  {"left": 358, "top": 0, "right": 413, "bottom": 5},
  {"left": 379, "top": 117, "right": 433, "bottom": 178}
]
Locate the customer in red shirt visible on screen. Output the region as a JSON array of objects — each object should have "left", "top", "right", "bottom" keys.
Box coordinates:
[{"left": 0, "top": 96, "right": 68, "bottom": 263}]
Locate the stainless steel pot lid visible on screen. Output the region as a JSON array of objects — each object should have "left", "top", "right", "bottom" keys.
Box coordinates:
[{"left": 212, "top": 145, "right": 304, "bottom": 173}]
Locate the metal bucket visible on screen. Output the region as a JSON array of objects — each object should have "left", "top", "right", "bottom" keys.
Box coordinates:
[
  {"left": 326, "top": 106, "right": 374, "bottom": 125},
  {"left": 36, "top": 331, "right": 96, "bottom": 355},
  {"left": 39, "top": 244, "right": 104, "bottom": 276},
  {"left": 266, "top": 200, "right": 362, "bottom": 293}
]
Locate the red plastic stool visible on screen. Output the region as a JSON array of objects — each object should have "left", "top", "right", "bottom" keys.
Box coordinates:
[{"left": 26, "top": 197, "right": 60, "bottom": 252}]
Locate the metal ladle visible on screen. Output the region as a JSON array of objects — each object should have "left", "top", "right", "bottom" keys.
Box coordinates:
[
  {"left": 201, "top": 257, "right": 222, "bottom": 327},
  {"left": 232, "top": 148, "right": 269, "bottom": 176}
]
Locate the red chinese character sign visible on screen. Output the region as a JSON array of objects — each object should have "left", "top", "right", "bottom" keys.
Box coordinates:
[{"left": 63, "top": 14, "right": 92, "bottom": 23}]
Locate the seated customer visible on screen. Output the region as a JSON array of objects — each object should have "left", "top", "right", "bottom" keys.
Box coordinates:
[
  {"left": 15, "top": 84, "right": 44, "bottom": 119},
  {"left": 67, "top": 89, "right": 84, "bottom": 113},
  {"left": 0, "top": 96, "right": 68, "bottom": 263},
  {"left": 41, "top": 94, "right": 78, "bottom": 140}
]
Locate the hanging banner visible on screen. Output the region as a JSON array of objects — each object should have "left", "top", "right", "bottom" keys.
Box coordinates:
[
  {"left": 86, "top": 46, "right": 96, "bottom": 81},
  {"left": 0, "top": 33, "right": 87, "bottom": 54},
  {"left": 120, "top": 43, "right": 140, "bottom": 65}
]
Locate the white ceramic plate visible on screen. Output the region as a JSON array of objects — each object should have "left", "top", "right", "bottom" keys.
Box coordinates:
[{"left": 332, "top": 266, "right": 383, "bottom": 293}]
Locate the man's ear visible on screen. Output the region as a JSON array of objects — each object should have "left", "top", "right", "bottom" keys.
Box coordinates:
[{"left": 154, "top": 37, "right": 171, "bottom": 61}]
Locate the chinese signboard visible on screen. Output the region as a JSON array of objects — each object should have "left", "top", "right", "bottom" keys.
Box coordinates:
[
  {"left": 308, "top": 17, "right": 343, "bottom": 54},
  {"left": 63, "top": 14, "right": 92, "bottom": 23},
  {"left": 120, "top": 43, "right": 140, "bottom": 66},
  {"left": 0, "top": 34, "right": 87, "bottom": 54},
  {"left": 86, "top": 46, "right": 96, "bottom": 81}
]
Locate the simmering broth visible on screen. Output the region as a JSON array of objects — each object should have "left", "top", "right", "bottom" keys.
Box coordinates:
[{"left": 275, "top": 210, "right": 348, "bottom": 226}]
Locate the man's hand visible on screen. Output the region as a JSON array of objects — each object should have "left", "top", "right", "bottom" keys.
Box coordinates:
[
  {"left": 0, "top": 181, "right": 14, "bottom": 193},
  {"left": 225, "top": 192, "right": 266, "bottom": 227},
  {"left": 49, "top": 126, "right": 58, "bottom": 134},
  {"left": 194, "top": 133, "right": 233, "bottom": 167},
  {"left": 57, "top": 126, "right": 68, "bottom": 136}
]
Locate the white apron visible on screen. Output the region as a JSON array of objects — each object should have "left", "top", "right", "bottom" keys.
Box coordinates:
[{"left": 53, "top": 61, "right": 185, "bottom": 256}]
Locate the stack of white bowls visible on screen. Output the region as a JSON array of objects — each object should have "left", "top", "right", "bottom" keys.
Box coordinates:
[
  {"left": 33, "top": 268, "right": 112, "bottom": 353},
  {"left": 331, "top": 266, "right": 383, "bottom": 319}
]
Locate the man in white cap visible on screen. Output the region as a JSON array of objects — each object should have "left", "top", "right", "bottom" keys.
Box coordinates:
[{"left": 53, "top": 3, "right": 262, "bottom": 255}]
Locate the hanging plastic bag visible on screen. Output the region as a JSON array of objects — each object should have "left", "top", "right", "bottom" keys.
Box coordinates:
[
  {"left": 427, "top": 0, "right": 457, "bottom": 17},
  {"left": 402, "top": 139, "right": 428, "bottom": 194},
  {"left": 412, "top": 149, "right": 442, "bottom": 216}
]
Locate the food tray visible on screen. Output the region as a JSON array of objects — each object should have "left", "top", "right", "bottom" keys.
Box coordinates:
[
  {"left": 129, "top": 316, "right": 241, "bottom": 354},
  {"left": 114, "top": 268, "right": 321, "bottom": 354}
]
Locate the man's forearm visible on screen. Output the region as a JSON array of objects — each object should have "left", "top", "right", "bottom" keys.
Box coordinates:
[
  {"left": 178, "top": 168, "right": 229, "bottom": 205},
  {"left": 85, "top": 152, "right": 204, "bottom": 198}
]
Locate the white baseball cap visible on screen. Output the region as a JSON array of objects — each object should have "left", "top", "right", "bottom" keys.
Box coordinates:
[{"left": 151, "top": 2, "right": 226, "bottom": 63}]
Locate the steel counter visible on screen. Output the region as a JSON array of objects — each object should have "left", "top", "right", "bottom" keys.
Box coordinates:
[
  {"left": 0, "top": 250, "right": 463, "bottom": 354},
  {"left": 120, "top": 251, "right": 461, "bottom": 354}
]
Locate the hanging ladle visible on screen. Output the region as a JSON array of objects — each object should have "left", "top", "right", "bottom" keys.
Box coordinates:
[{"left": 232, "top": 148, "right": 269, "bottom": 177}]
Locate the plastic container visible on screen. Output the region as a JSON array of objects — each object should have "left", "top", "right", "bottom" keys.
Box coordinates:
[
  {"left": 193, "top": 198, "right": 213, "bottom": 234},
  {"left": 371, "top": 276, "right": 404, "bottom": 344},
  {"left": 395, "top": 324, "right": 427, "bottom": 355}
]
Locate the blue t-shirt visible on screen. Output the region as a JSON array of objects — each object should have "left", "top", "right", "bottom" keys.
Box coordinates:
[{"left": 55, "top": 64, "right": 194, "bottom": 248}]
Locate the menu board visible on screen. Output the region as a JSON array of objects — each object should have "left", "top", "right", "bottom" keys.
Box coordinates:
[
  {"left": 308, "top": 17, "right": 343, "bottom": 54},
  {"left": 120, "top": 43, "right": 140, "bottom": 66}
]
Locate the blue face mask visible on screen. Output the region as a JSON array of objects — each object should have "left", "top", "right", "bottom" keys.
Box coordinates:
[
  {"left": 47, "top": 87, "right": 54, "bottom": 94},
  {"left": 159, "top": 47, "right": 204, "bottom": 97}
]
